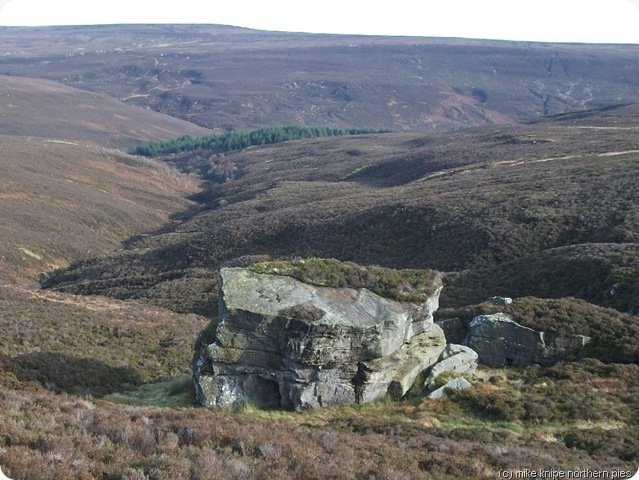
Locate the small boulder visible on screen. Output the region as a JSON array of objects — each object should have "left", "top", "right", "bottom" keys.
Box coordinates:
[
  {"left": 424, "top": 344, "right": 478, "bottom": 388},
  {"left": 428, "top": 377, "right": 473, "bottom": 399},
  {"left": 488, "top": 296, "right": 513, "bottom": 305}
]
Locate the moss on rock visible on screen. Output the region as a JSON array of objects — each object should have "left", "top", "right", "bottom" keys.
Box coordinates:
[{"left": 247, "top": 257, "right": 442, "bottom": 303}]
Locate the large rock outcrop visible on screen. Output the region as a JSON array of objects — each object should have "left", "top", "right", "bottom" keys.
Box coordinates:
[
  {"left": 467, "top": 313, "right": 590, "bottom": 367},
  {"left": 194, "top": 267, "right": 445, "bottom": 410}
]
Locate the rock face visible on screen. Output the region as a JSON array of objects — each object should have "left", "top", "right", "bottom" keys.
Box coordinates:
[
  {"left": 194, "top": 267, "right": 445, "bottom": 410},
  {"left": 435, "top": 318, "right": 467, "bottom": 344},
  {"left": 467, "top": 313, "right": 590, "bottom": 367}
]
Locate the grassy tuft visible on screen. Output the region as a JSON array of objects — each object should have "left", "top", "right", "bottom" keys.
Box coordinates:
[{"left": 105, "top": 376, "right": 197, "bottom": 408}]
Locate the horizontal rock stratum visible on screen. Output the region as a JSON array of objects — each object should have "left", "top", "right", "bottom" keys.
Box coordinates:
[{"left": 193, "top": 265, "right": 445, "bottom": 410}]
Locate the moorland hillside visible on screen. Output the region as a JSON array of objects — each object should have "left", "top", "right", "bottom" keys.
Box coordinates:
[
  {"left": 0, "top": 68, "right": 211, "bottom": 429},
  {"left": 0, "top": 74, "right": 213, "bottom": 283},
  {"left": 9, "top": 100, "right": 639, "bottom": 479},
  {"left": 0, "top": 25, "right": 638, "bottom": 479},
  {"left": 2, "top": 25, "right": 639, "bottom": 131},
  {"left": 0, "top": 62, "right": 214, "bottom": 478},
  {"left": 0, "top": 74, "right": 211, "bottom": 150},
  {"left": 0, "top": 136, "right": 200, "bottom": 283},
  {"left": 48, "top": 103, "right": 639, "bottom": 318}
]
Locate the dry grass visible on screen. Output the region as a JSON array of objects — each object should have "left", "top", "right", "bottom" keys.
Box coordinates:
[
  {"left": 0, "top": 71, "right": 209, "bottom": 285},
  {"left": 0, "top": 135, "right": 202, "bottom": 285},
  {"left": 0, "top": 359, "right": 636, "bottom": 479},
  {"left": 0, "top": 75, "right": 211, "bottom": 150},
  {"left": 0, "top": 284, "right": 208, "bottom": 396}
]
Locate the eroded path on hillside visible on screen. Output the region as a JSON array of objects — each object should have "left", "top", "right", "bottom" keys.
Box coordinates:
[{"left": 418, "top": 148, "right": 639, "bottom": 182}]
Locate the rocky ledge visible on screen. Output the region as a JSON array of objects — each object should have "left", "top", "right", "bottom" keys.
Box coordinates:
[{"left": 193, "top": 266, "right": 445, "bottom": 410}]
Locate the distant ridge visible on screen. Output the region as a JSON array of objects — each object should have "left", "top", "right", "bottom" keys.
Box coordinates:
[{"left": 1, "top": 24, "right": 639, "bottom": 131}]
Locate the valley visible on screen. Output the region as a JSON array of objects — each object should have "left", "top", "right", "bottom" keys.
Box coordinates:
[{"left": 0, "top": 24, "right": 637, "bottom": 479}]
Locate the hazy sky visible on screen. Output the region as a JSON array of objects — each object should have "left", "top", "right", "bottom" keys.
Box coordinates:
[{"left": 0, "top": 0, "right": 638, "bottom": 44}]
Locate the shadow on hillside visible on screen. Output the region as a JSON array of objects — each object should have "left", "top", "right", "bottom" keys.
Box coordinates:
[
  {"left": 343, "top": 154, "right": 445, "bottom": 187},
  {"left": 0, "top": 352, "right": 144, "bottom": 396}
]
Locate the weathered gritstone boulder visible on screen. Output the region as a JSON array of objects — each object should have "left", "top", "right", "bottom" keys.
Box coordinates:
[
  {"left": 428, "top": 377, "right": 473, "bottom": 399},
  {"left": 423, "top": 344, "right": 478, "bottom": 389},
  {"left": 467, "top": 313, "right": 590, "bottom": 367},
  {"left": 194, "top": 266, "right": 444, "bottom": 410}
]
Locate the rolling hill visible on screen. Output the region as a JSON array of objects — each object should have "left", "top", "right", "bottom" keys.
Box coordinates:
[
  {"left": 0, "top": 24, "right": 638, "bottom": 479},
  {"left": 0, "top": 74, "right": 211, "bottom": 150},
  {"left": 46, "top": 103, "right": 639, "bottom": 318},
  {"left": 0, "top": 41, "right": 213, "bottom": 479},
  {"left": 0, "top": 73, "right": 213, "bottom": 283},
  {"left": 2, "top": 25, "right": 639, "bottom": 131},
  {"left": 0, "top": 69, "right": 211, "bottom": 417},
  {"left": 10, "top": 97, "right": 639, "bottom": 479}
]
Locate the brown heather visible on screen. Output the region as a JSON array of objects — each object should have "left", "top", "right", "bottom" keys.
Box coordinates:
[
  {"left": 4, "top": 103, "right": 637, "bottom": 478},
  {"left": 1, "top": 26, "right": 639, "bottom": 478},
  {"left": 0, "top": 359, "right": 637, "bottom": 479},
  {"left": 50, "top": 103, "right": 639, "bottom": 318}
]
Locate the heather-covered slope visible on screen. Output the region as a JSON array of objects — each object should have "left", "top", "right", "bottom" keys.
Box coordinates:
[
  {"left": 2, "top": 25, "right": 639, "bottom": 131},
  {"left": 0, "top": 136, "right": 202, "bottom": 283},
  {"left": 0, "top": 74, "right": 212, "bottom": 283},
  {"left": 0, "top": 74, "right": 211, "bottom": 150},
  {"left": 48, "top": 103, "right": 639, "bottom": 317},
  {"left": 2, "top": 25, "right": 639, "bottom": 479},
  {"left": 1, "top": 103, "right": 638, "bottom": 480}
]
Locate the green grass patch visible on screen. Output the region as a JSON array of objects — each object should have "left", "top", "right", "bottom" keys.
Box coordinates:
[{"left": 105, "top": 376, "right": 197, "bottom": 408}]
